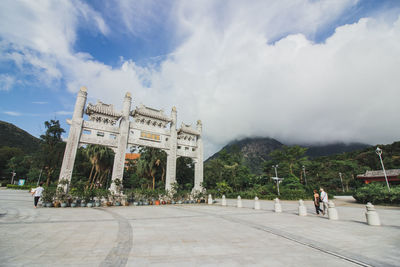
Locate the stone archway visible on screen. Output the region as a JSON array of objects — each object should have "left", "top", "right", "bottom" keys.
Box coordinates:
[{"left": 58, "top": 87, "right": 203, "bottom": 194}]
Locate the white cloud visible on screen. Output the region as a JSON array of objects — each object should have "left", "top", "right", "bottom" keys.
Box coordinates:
[
  {"left": 148, "top": 4, "right": 400, "bottom": 156},
  {"left": 55, "top": 111, "right": 73, "bottom": 115},
  {"left": 0, "top": 74, "right": 15, "bottom": 91},
  {"left": 32, "top": 101, "right": 48, "bottom": 105},
  {"left": 1, "top": 0, "right": 399, "bottom": 158},
  {"left": 4, "top": 111, "right": 22, "bottom": 116}
]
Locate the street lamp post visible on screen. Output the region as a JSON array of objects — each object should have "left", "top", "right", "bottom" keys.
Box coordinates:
[
  {"left": 339, "top": 172, "right": 345, "bottom": 192},
  {"left": 302, "top": 165, "right": 307, "bottom": 186},
  {"left": 375, "top": 147, "right": 390, "bottom": 192},
  {"left": 272, "top": 165, "right": 283, "bottom": 196}
]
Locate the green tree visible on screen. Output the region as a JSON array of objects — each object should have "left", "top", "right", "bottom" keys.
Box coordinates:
[
  {"left": 38, "top": 120, "right": 65, "bottom": 186},
  {"left": 84, "top": 145, "right": 114, "bottom": 189},
  {"left": 136, "top": 147, "right": 166, "bottom": 190},
  {"left": 0, "top": 146, "right": 23, "bottom": 180}
]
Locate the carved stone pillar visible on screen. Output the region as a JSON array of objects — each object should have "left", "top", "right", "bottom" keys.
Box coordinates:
[
  {"left": 165, "top": 107, "right": 177, "bottom": 192},
  {"left": 58, "top": 87, "right": 87, "bottom": 191},
  {"left": 109, "top": 92, "right": 131, "bottom": 194},
  {"left": 192, "top": 120, "right": 203, "bottom": 192}
]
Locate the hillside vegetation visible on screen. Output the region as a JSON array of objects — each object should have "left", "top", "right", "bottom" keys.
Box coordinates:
[
  {"left": 0, "top": 120, "right": 41, "bottom": 153},
  {"left": 204, "top": 138, "right": 400, "bottom": 200}
]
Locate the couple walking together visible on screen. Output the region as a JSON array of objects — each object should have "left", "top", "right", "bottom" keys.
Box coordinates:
[{"left": 313, "top": 188, "right": 328, "bottom": 215}]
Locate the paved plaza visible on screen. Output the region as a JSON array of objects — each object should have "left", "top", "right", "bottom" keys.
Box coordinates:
[{"left": 0, "top": 189, "right": 399, "bottom": 267}]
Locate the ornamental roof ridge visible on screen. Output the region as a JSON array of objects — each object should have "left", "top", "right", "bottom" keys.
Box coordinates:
[
  {"left": 362, "top": 169, "right": 400, "bottom": 177},
  {"left": 86, "top": 101, "right": 122, "bottom": 118},
  {"left": 178, "top": 122, "right": 200, "bottom": 136},
  {"left": 131, "top": 104, "right": 171, "bottom": 122}
]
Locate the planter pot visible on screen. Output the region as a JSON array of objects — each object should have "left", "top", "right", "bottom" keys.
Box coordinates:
[
  {"left": 115, "top": 201, "right": 121, "bottom": 206},
  {"left": 167, "top": 200, "right": 171, "bottom": 205},
  {"left": 87, "top": 202, "right": 93, "bottom": 208},
  {"left": 45, "top": 202, "right": 53, "bottom": 207},
  {"left": 200, "top": 199, "right": 206, "bottom": 203},
  {"left": 106, "top": 201, "right": 112, "bottom": 207},
  {"left": 95, "top": 202, "right": 101, "bottom": 207},
  {"left": 155, "top": 200, "right": 160, "bottom": 205},
  {"left": 171, "top": 201, "right": 176, "bottom": 204},
  {"left": 177, "top": 200, "right": 182, "bottom": 204},
  {"left": 71, "top": 203, "right": 77, "bottom": 208},
  {"left": 133, "top": 202, "right": 139, "bottom": 206},
  {"left": 161, "top": 201, "right": 166, "bottom": 205},
  {"left": 149, "top": 201, "right": 153, "bottom": 205},
  {"left": 53, "top": 202, "right": 61, "bottom": 208},
  {"left": 61, "top": 203, "right": 68, "bottom": 208},
  {"left": 197, "top": 199, "right": 201, "bottom": 204},
  {"left": 80, "top": 203, "right": 86, "bottom": 207}
]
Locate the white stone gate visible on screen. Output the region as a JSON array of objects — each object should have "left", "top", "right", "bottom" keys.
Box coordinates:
[{"left": 58, "top": 87, "right": 203, "bottom": 193}]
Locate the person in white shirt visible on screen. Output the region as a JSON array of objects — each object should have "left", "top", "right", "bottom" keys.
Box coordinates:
[
  {"left": 31, "top": 182, "right": 44, "bottom": 208},
  {"left": 320, "top": 188, "right": 329, "bottom": 215}
]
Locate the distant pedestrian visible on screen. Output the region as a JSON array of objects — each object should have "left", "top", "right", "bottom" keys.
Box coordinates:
[
  {"left": 31, "top": 182, "right": 44, "bottom": 208},
  {"left": 313, "top": 189, "right": 323, "bottom": 215},
  {"left": 320, "top": 188, "right": 329, "bottom": 215}
]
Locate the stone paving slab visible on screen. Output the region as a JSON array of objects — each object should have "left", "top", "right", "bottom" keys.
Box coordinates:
[{"left": 0, "top": 189, "right": 399, "bottom": 267}]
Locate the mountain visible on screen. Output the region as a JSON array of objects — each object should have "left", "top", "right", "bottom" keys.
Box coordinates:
[
  {"left": 207, "top": 137, "right": 283, "bottom": 174},
  {"left": 207, "top": 137, "right": 371, "bottom": 174},
  {"left": 0, "top": 121, "right": 41, "bottom": 154},
  {"left": 304, "top": 143, "right": 371, "bottom": 158}
]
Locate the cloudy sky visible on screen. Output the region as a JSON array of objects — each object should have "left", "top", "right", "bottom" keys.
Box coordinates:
[{"left": 1, "top": 0, "right": 400, "bottom": 158}]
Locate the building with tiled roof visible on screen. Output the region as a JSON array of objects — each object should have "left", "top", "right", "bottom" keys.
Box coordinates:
[{"left": 356, "top": 169, "right": 400, "bottom": 184}]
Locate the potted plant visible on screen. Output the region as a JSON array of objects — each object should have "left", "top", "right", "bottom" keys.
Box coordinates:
[
  {"left": 41, "top": 187, "right": 56, "bottom": 207},
  {"left": 55, "top": 185, "right": 69, "bottom": 208},
  {"left": 94, "top": 189, "right": 107, "bottom": 207},
  {"left": 69, "top": 188, "right": 79, "bottom": 207}
]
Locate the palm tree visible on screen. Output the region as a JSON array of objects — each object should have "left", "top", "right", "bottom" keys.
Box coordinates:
[
  {"left": 85, "top": 145, "right": 114, "bottom": 189},
  {"left": 136, "top": 147, "right": 166, "bottom": 190}
]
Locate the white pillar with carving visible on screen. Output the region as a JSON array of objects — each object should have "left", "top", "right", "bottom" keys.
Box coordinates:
[
  {"left": 110, "top": 92, "right": 131, "bottom": 194},
  {"left": 165, "top": 107, "right": 177, "bottom": 192},
  {"left": 193, "top": 120, "right": 204, "bottom": 192},
  {"left": 58, "top": 87, "right": 87, "bottom": 189}
]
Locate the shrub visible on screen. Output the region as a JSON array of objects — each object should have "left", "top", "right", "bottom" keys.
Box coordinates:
[
  {"left": 279, "top": 189, "right": 309, "bottom": 200},
  {"left": 353, "top": 183, "right": 400, "bottom": 204},
  {"left": 6, "top": 184, "right": 33, "bottom": 190},
  {"left": 41, "top": 187, "right": 56, "bottom": 203}
]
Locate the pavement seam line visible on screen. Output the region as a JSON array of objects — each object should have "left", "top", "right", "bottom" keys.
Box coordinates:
[{"left": 171, "top": 206, "right": 392, "bottom": 267}]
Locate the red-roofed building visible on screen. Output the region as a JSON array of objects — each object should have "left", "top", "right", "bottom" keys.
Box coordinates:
[
  {"left": 356, "top": 169, "right": 400, "bottom": 184},
  {"left": 125, "top": 153, "right": 140, "bottom": 169}
]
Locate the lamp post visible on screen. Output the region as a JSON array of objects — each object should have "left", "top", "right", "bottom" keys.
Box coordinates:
[
  {"left": 339, "top": 172, "right": 345, "bottom": 192},
  {"left": 302, "top": 165, "right": 307, "bottom": 186},
  {"left": 272, "top": 165, "right": 283, "bottom": 196},
  {"left": 375, "top": 147, "right": 390, "bottom": 192}
]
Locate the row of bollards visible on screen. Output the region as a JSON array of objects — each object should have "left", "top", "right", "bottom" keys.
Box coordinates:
[{"left": 212, "top": 195, "right": 381, "bottom": 226}]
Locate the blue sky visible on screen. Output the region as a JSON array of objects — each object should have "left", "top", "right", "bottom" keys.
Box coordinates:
[{"left": 1, "top": 0, "right": 400, "bottom": 157}]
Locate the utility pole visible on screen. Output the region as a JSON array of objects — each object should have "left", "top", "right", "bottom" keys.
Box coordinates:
[{"left": 339, "top": 172, "right": 345, "bottom": 192}]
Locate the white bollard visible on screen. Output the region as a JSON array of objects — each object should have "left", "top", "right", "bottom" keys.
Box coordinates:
[
  {"left": 365, "top": 202, "right": 381, "bottom": 226},
  {"left": 237, "top": 196, "right": 242, "bottom": 208},
  {"left": 274, "top": 198, "right": 282, "bottom": 213},
  {"left": 254, "top": 196, "right": 260, "bottom": 210},
  {"left": 222, "top": 195, "right": 227, "bottom": 206},
  {"left": 298, "top": 199, "right": 307, "bottom": 216},
  {"left": 208, "top": 194, "right": 213, "bottom": 205},
  {"left": 328, "top": 201, "right": 339, "bottom": 220}
]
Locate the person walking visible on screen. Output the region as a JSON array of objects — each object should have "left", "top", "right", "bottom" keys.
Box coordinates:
[
  {"left": 313, "top": 189, "right": 323, "bottom": 215},
  {"left": 320, "top": 188, "right": 329, "bottom": 215},
  {"left": 31, "top": 182, "right": 44, "bottom": 208}
]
